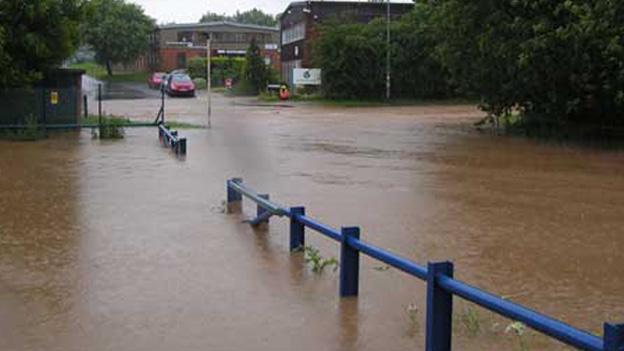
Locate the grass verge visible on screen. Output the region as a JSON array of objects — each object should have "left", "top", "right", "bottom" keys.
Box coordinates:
[
  {"left": 258, "top": 92, "right": 476, "bottom": 107},
  {"left": 69, "top": 62, "right": 149, "bottom": 83}
]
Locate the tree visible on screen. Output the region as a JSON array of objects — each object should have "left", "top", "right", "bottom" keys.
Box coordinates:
[
  {"left": 83, "top": 0, "right": 154, "bottom": 76},
  {"left": 0, "top": 0, "right": 84, "bottom": 88},
  {"left": 422, "top": 0, "right": 624, "bottom": 131},
  {"left": 242, "top": 38, "right": 271, "bottom": 94},
  {"left": 199, "top": 11, "right": 227, "bottom": 23},
  {"left": 313, "top": 9, "right": 453, "bottom": 100},
  {"left": 200, "top": 8, "right": 277, "bottom": 27}
]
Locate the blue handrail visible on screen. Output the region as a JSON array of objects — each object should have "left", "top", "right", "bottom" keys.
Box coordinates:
[
  {"left": 158, "top": 123, "right": 187, "bottom": 155},
  {"left": 225, "top": 178, "right": 622, "bottom": 351}
]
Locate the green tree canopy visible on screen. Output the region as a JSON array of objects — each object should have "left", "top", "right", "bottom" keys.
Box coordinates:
[
  {"left": 422, "top": 0, "right": 624, "bottom": 129},
  {"left": 0, "top": 0, "right": 84, "bottom": 88},
  {"left": 200, "top": 8, "right": 277, "bottom": 27},
  {"left": 242, "top": 38, "right": 271, "bottom": 94},
  {"left": 83, "top": 0, "right": 154, "bottom": 76}
]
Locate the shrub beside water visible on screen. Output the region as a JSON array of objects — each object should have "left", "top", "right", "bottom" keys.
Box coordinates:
[
  {"left": 98, "top": 117, "right": 125, "bottom": 139},
  {"left": 0, "top": 114, "right": 45, "bottom": 141}
]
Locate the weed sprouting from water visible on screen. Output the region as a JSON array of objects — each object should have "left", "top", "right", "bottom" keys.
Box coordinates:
[
  {"left": 406, "top": 303, "right": 419, "bottom": 336},
  {"left": 98, "top": 117, "right": 125, "bottom": 139},
  {"left": 506, "top": 321, "right": 530, "bottom": 351},
  {"left": 461, "top": 306, "right": 481, "bottom": 337},
  {"left": 304, "top": 246, "right": 338, "bottom": 274}
]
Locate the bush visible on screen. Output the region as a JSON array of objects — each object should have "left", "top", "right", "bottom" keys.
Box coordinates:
[
  {"left": 313, "top": 13, "right": 454, "bottom": 100},
  {"left": 99, "top": 117, "right": 125, "bottom": 139},
  {"left": 241, "top": 38, "right": 272, "bottom": 94},
  {"left": 424, "top": 0, "right": 624, "bottom": 132},
  {"left": 193, "top": 78, "right": 207, "bottom": 90},
  {"left": 187, "top": 56, "right": 245, "bottom": 86}
]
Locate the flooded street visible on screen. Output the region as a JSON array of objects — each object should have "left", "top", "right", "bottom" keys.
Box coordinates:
[{"left": 1, "top": 95, "right": 623, "bottom": 350}]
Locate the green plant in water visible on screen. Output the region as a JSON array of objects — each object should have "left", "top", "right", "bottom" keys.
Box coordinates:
[
  {"left": 98, "top": 116, "right": 125, "bottom": 139},
  {"left": 506, "top": 321, "right": 530, "bottom": 351},
  {"left": 461, "top": 306, "right": 481, "bottom": 337},
  {"left": 406, "top": 303, "right": 419, "bottom": 336},
  {"left": 0, "top": 114, "right": 45, "bottom": 141},
  {"left": 304, "top": 246, "right": 338, "bottom": 274}
]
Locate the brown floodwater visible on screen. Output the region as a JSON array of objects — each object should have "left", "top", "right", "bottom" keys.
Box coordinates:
[{"left": 1, "top": 102, "right": 623, "bottom": 351}]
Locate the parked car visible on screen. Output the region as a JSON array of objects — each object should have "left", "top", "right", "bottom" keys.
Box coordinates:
[
  {"left": 148, "top": 72, "right": 166, "bottom": 89},
  {"left": 165, "top": 74, "right": 195, "bottom": 97}
]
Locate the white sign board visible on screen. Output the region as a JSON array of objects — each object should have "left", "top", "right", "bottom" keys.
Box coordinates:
[{"left": 293, "top": 68, "right": 322, "bottom": 86}]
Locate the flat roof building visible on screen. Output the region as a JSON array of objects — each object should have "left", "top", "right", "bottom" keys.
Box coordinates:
[
  {"left": 280, "top": 1, "right": 414, "bottom": 86},
  {"left": 151, "top": 22, "right": 280, "bottom": 72}
]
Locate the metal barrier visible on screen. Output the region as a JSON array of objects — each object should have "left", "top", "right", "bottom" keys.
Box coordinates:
[
  {"left": 158, "top": 123, "right": 187, "bottom": 156},
  {"left": 226, "top": 178, "right": 623, "bottom": 351}
]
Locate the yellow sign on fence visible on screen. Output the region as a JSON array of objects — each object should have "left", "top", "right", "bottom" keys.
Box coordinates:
[{"left": 50, "top": 91, "right": 59, "bottom": 105}]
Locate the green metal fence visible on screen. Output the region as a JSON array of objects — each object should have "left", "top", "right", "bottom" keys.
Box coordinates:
[{"left": 0, "top": 87, "right": 80, "bottom": 126}]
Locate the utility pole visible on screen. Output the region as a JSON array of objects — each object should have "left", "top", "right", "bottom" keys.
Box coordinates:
[
  {"left": 386, "top": 0, "right": 391, "bottom": 101},
  {"left": 207, "top": 34, "right": 212, "bottom": 129}
]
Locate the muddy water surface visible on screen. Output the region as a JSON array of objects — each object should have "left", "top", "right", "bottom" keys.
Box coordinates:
[{"left": 1, "top": 102, "right": 623, "bottom": 351}]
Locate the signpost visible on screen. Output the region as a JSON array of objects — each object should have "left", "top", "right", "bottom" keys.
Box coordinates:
[
  {"left": 293, "top": 68, "right": 322, "bottom": 86},
  {"left": 50, "top": 91, "right": 59, "bottom": 105},
  {"left": 206, "top": 35, "right": 212, "bottom": 129}
]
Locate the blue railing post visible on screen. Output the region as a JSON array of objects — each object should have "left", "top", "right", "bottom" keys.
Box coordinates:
[
  {"left": 227, "top": 178, "right": 242, "bottom": 204},
  {"left": 340, "top": 227, "right": 360, "bottom": 297},
  {"left": 256, "top": 194, "right": 270, "bottom": 224},
  {"left": 289, "top": 207, "right": 305, "bottom": 251},
  {"left": 604, "top": 323, "right": 624, "bottom": 351},
  {"left": 177, "top": 138, "right": 187, "bottom": 155},
  {"left": 426, "top": 261, "right": 454, "bottom": 351}
]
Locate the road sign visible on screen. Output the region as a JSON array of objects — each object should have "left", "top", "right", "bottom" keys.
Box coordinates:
[
  {"left": 50, "top": 91, "right": 59, "bottom": 105},
  {"left": 293, "top": 68, "right": 321, "bottom": 86}
]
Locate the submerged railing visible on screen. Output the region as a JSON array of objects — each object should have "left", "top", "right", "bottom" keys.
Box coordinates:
[
  {"left": 158, "top": 123, "right": 186, "bottom": 156},
  {"left": 226, "top": 178, "right": 623, "bottom": 351}
]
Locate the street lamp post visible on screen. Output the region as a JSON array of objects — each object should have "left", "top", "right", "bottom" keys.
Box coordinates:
[
  {"left": 207, "top": 34, "right": 212, "bottom": 129},
  {"left": 386, "top": 0, "right": 391, "bottom": 101}
]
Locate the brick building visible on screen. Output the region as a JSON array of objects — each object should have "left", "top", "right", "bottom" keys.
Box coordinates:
[
  {"left": 151, "top": 22, "right": 280, "bottom": 73},
  {"left": 280, "top": 1, "right": 414, "bottom": 86}
]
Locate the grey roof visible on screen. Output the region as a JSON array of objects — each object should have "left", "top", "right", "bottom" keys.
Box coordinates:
[{"left": 158, "top": 21, "right": 278, "bottom": 32}]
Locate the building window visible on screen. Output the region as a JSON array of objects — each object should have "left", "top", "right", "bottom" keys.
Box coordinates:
[
  {"left": 177, "top": 52, "right": 186, "bottom": 68},
  {"left": 282, "top": 22, "right": 305, "bottom": 45}
]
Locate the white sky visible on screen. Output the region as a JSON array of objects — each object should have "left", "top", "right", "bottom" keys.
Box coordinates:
[{"left": 128, "top": 0, "right": 412, "bottom": 24}]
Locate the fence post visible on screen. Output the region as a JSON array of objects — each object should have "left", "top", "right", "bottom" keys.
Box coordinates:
[
  {"left": 340, "top": 227, "right": 360, "bottom": 297},
  {"left": 426, "top": 261, "right": 454, "bottom": 351},
  {"left": 83, "top": 95, "right": 88, "bottom": 119},
  {"left": 178, "top": 138, "right": 187, "bottom": 155},
  {"left": 604, "top": 323, "right": 624, "bottom": 351},
  {"left": 256, "top": 194, "right": 270, "bottom": 224},
  {"left": 227, "top": 178, "right": 243, "bottom": 204},
  {"left": 289, "top": 207, "right": 305, "bottom": 251},
  {"left": 97, "top": 84, "right": 102, "bottom": 125}
]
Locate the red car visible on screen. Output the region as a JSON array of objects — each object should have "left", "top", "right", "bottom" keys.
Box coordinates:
[
  {"left": 165, "top": 74, "right": 196, "bottom": 97},
  {"left": 147, "top": 72, "right": 166, "bottom": 89}
]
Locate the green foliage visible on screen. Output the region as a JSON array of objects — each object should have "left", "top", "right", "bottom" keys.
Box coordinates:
[
  {"left": 241, "top": 38, "right": 272, "bottom": 94},
  {"left": 83, "top": 0, "right": 154, "bottom": 76},
  {"left": 200, "top": 8, "right": 278, "bottom": 27},
  {"left": 0, "top": 0, "right": 84, "bottom": 88},
  {"left": 0, "top": 115, "right": 45, "bottom": 141},
  {"left": 193, "top": 78, "right": 207, "bottom": 90},
  {"left": 422, "top": 0, "right": 624, "bottom": 132},
  {"left": 304, "top": 246, "right": 339, "bottom": 274},
  {"left": 69, "top": 62, "right": 108, "bottom": 79},
  {"left": 314, "top": 12, "right": 454, "bottom": 100},
  {"left": 98, "top": 117, "right": 126, "bottom": 139},
  {"left": 460, "top": 306, "right": 481, "bottom": 337},
  {"left": 187, "top": 56, "right": 245, "bottom": 85}
]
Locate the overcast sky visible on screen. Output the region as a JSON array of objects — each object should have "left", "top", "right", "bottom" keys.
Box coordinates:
[{"left": 127, "top": 0, "right": 412, "bottom": 24}]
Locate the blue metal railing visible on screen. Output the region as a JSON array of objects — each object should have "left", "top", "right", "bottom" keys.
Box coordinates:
[
  {"left": 226, "top": 178, "right": 623, "bottom": 351},
  {"left": 158, "top": 123, "right": 187, "bottom": 155}
]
